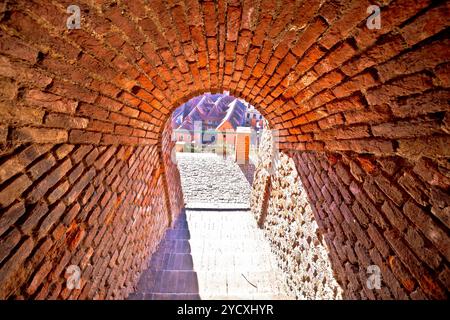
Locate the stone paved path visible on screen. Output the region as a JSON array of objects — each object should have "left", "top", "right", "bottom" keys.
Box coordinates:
[
  {"left": 129, "top": 152, "right": 292, "bottom": 300},
  {"left": 176, "top": 153, "right": 251, "bottom": 207}
]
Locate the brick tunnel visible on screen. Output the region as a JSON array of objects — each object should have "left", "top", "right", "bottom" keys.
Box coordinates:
[{"left": 0, "top": 0, "right": 449, "bottom": 300}]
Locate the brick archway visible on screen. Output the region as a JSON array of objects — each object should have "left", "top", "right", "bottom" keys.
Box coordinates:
[{"left": 0, "top": 0, "right": 448, "bottom": 299}]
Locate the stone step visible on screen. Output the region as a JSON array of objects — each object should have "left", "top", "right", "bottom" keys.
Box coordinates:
[
  {"left": 157, "top": 239, "right": 191, "bottom": 254},
  {"left": 129, "top": 205, "right": 293, "bottom": 300},
  {"left": 192, "top": 255, "right": 277, "bottom": 270},
  {"left": 149, "top": 251, "right": 278, "bottom": 271},
  {"left": 172, "top": 217, "right": 189, "bottom": 230},
  {"left": 185, "top": 202, "right": 250, "bottom": 210},
  {"left": 186, "top": 225, "right": 262, "bottom": 233},
  {"left": 129, "top": 292, "right": 201, "bottom": 300},
  {"left": 129, "top": 292, "right": 291, "bottom": 300},
  {"left": 136, "top": 270, "right": 199, "bottom": 294},
  {"left": 200, "top": 294, "right": 293, "bottom": 300},
  {"left": 136, "top": 270, "right": 287, "bottom": 297},
  {"left": 149, "top": 253, "right": 194, "bottom": 271},
  {"left": 194, "top": 271, "right": 287, "bottom": 296},
  {"left": 188, "top": 238, "right": 270, "bottom": 249},
  {"left": 144, "top": 293, "right": 201, "bottom": 300},
  {"left": 164, "top": 228, "right": 191, "bottom": 240}
]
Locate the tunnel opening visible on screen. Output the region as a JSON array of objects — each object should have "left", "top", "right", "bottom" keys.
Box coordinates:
[{"left": 127, "top": 92, "right": 344, "bottom": 299}]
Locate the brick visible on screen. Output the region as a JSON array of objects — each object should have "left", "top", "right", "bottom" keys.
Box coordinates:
[
  {"left": 351, "top": 181, "right": 388, "bottom": 230},
  {"left": 385, "top": 229, "right": 446, "bottom": 299},
  {"left": 397, "top": 172, "right": 428, "bottom": 207},
  {"left": 55, "top": 144, "right": 75, "bottom": 160},
  {"left": 391, "top": 90, "right": 450, "bottom": 118},
  {"left": 292, "top": 17, "right": 328, "bottom": 58},
  {"left": 381, "top": 200, "right": 408, "bottom": 233},
  {"left": 335, "top": 162, "right": 352, "bottom": 185},
  {"left": 50, "top": 81, "right": 97, "bottom": 104},
  {"left": 341, "top": 35, "right": 406, "bottom": 77},
  {"left": 363, "top": 177, "right": 384, "bottom": 205},
  {"left": 24, "top": 90, "right": 77, "bottom": 114},
  {"left": 0, "top": 156, "right": 24, "bottom": 185},
  {"left": 344, "top": 106, "right": 391, "bottom": 125},
  {"left": 21, "top": 203, "right": 48, "bottom": 235},
  {"left": 26, "top": 260, "right": 53, "bottom": 295},
  {"left": 0, "top": 229, "right": 21, "bottom": 271},
  {"left": 78, "top": 103, "right": 109, "bottom": 120},
  {"left": 226, "top": 6, "right": 240, "bottom": 41},
  {"left": 38, "top": 202, "right": 66, "bottom": 237},
  {"left": 61, "top": 203, "right": 80, "bottom": 227},
  {"left": 85, "top": 148, "right": 100, "bottom": 166},
  {"left": 0, "top": 35, "right": 39, "bottom": 63},
  {"left": 45, "top": 114, "right": 89, "bottom": 129},
  {"left": 377, "top": 39, "right": 449, "bottom": 82},
  {"left": 65, "top": 168, "right": 96, "bottom": 205},
  {"left": 315, "top": 125, "right": 370, "bottom": 141},
  {"left": 13, "top": 127, "right": 68, "bottom": 144},
  {"left": 0, "top": 238, "right": 34, "bottom": 299},
  {"left": 0, "top": 102, "right": 44, "bottom": 125},
  {"left": 397, "top": 136, "right": 450, "bottom": 160},
  {"left": 28, "top": 159, "right": 72, "bottom": 203},
  {"left": 372, "top": 120, "right": 442, "bottom": 139},
  {"left": 326, "top": 95, "right": 365, "bottom": 114},
  {"left": 29, "top": 156, "right": 56, "bottom": 180},
  {"left": 0, "top": 175, "right": 32, "bottom": 208},
  {"left": 367, "top": 224, "right": 390, "bottom": 258},
  {"left": 365, "top": 73, "right": 434, "bottom": 106},
  {"left": 47, "top": 181, "right": 70, "bottom": 205},
  {"left": 0, "top": 125, "right": 6, "bottom": 144},
  {"left": 326, "top": 139, "right": 395, "bottom": 156},
  {"left": 69, "top": 130, "right": 102, "bottom": 144},
  {"left": 314, "top": 41, "right": 357, "bottom": 75},
  {"left": 373, "top": 174, "right": 405, "bottom": 206},
  {"left": 400, "top": 3, "right": 449, "bottom": 46},
  {"left": 388, "top": 256, "right": 416, "bottom": 294},
  {"left": 404, "top": 227, "right": 442, "bottom": 269},
  {"left": 403, "top": 201, "right": 450, "bottom": 261}
]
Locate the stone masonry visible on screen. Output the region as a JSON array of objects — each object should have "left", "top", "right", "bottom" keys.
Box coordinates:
[{"left": 252, "top": 126, "right": 343, "bottom": 299}]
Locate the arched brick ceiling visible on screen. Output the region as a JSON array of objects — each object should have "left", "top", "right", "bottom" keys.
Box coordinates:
[{"left": 1, "top": 0, "right": 448, "bottom": 161}]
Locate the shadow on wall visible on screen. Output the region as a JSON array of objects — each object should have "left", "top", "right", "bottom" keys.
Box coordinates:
[
  {"left": 251, "top": 126, "right": 343, "bottom": 300},
  {"left": 238, "top": 163, "right": 256, "bottom": 186}
]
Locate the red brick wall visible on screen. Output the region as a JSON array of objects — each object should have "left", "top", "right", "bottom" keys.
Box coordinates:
[
  {"left": 253, "top": 126, "right": 449, "bottom": 299},
  {"left": 290, "top": 151, "right": 449, "bottom": 299},
  {"left": 0, "top": 143, "right": 170, "bottom": 299},
  {"left": 0, "top": 0, "right": 448, "bottom": 299}
]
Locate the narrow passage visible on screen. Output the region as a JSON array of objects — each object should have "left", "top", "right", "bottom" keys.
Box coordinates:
[{"left": 129, "top": 153, "right": 291, "bottom": 299}]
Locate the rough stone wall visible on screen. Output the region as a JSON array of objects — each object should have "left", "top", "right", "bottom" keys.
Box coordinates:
[{"left": 251, "top": 127, "right": 343, "bottom": 299}]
